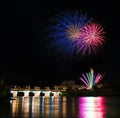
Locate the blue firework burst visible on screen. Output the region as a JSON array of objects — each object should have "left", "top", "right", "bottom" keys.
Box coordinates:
[{"left": 48, "top": 11, "right": 92, "bottom": 56}]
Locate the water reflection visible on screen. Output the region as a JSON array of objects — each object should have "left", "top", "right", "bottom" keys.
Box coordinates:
[
  {"left": 79, "top": 97, "right": 106, "bottom": 118},
  {"left": 11, "top": 97, "right": 62, "bottom": 118},
  {"left": 11, "top": 96, "right": 120, "bottom": 118}
]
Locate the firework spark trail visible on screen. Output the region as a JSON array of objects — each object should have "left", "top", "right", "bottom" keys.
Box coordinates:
[
  {"left": 80, "top": 68, "right": 104, "bottom": 89},
  {"left": 51, "top": 37, "right": 75, "bottom": 55},
  {"left": 80, "top": 77, "right": 90, "bottom": 88},
  {"left": 86, "top": 72, "right": 92, "bottom": 88},
  {"left": 82, "top": 74, "right": 90, "bottom": 85},
  {"left": 95, "top": 73, "right": 105, "bottom": 84}
]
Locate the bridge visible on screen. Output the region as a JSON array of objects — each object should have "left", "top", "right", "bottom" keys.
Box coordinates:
[{"left": 10, "top": 88, "right": 63, "bottom": 98}]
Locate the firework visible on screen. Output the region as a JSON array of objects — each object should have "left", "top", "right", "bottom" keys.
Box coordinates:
[
  {"left": 48, "top": 11, "right": 92, "bottom": 56},
  {"left": 80, "top": 68, "right": 104, "bottom": 89},
  {"left": 77, "top": 23, "right": 105, "bottom": 55}
]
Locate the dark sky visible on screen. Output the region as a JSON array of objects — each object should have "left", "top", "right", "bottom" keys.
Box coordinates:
[{"left": 0, "top": 1, "right": 119, "bottom": 86}]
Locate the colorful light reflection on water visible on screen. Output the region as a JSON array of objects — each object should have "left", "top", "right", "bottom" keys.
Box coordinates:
[
  {"left": 9, "top": 96, "right": 120, "bottom": 118},
  {"left": 79, "top": 97, "right": 106, "bottom": 118}
]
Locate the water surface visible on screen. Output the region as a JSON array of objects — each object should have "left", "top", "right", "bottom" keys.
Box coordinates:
[{"left": 0, "top": 96, "right": 120, "bottom": 118}]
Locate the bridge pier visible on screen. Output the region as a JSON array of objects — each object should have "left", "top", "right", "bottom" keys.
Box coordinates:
[
  {"left": 34, "top": 91, "right": 40, "bottom": 97},
  {"left": 11, "top": 91, "right": 17, "bottom": 97},
  {"left": 24, "top": 91, "right": 30, "bottom": 97}
]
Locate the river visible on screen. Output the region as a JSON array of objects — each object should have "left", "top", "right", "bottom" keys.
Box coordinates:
[{"left": 0, "top": 96, "right": 120, "bottom": 118}]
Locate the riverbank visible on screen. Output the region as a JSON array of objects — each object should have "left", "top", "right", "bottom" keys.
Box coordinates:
[{"left": 61, "top": 87, "right": 120, "bottom": 97}]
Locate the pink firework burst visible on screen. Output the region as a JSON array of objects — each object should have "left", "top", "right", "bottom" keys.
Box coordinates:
[{"left": 77, "top": 23, "right": 105, "bottom": 55}]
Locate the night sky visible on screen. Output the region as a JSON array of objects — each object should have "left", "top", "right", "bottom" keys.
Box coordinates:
[{"left": 0, "top": 1, "right": 119, "bottom": 86}]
